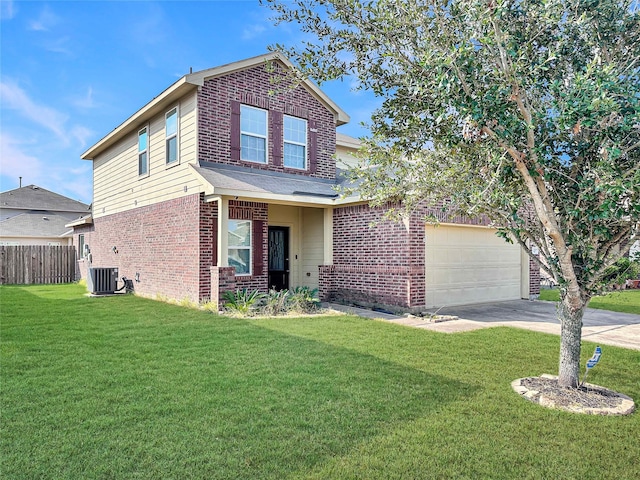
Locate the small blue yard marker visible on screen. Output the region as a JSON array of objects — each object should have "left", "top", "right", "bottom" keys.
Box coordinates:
[{"left": 581, "top": 346, "right": 602, "bottom": 386}]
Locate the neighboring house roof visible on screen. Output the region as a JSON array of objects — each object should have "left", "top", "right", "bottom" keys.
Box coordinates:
[
  {"left": 336, "top": 132, "right": 362, "bottom": 149},
  {"left": 190, "top": 162, "right": 356, "bottom": 206},
  {"left": 0, "top": 211, "right": 75, "bottom": 238},
  {"left": 0, "top": 185, "right": 89, "bottom": 213},
  {"left": 82, "top": 52, "right": 351, "bottom": 161}
]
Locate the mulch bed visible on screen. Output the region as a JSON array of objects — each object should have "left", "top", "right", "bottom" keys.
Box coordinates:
[{"left": 512, "top": 375, "right": 635, "bottom": 415}]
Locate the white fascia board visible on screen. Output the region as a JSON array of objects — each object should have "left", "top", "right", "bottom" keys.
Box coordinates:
[{"left": 65, "top": 216, "right": 93, "bottom": 228}]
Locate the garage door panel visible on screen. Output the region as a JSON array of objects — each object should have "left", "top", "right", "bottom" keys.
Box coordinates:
[{"left": 425, "top": 225, "right": 523, "bottom": 308}]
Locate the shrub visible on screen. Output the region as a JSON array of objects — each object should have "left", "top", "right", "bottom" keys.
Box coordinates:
[
  {"left": 200, "top": 298, "right": 218, "bottom": 313},
  {"left": 262, "top": 289, "right": 291, "bottom": 316},
  {"left": 223, "top": 289, "right": 265, "bottom": 316},
  {"left": 287, "top": 286, "right": 320, "bottom": 314}
]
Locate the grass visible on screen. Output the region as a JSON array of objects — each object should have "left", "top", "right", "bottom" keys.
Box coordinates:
[
  {"left": 539, "top": 288, "right": 640, "bottom": 315},
  {"left": 1, "top": 284, "right": 639, "bottom": 479}
]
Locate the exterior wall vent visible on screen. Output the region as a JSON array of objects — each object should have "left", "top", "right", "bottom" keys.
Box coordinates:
[{"left": 87, "top": 267, "right": 118, "bottom": 294}]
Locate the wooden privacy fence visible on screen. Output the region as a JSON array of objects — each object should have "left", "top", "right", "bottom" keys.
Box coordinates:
[{"left": 0, "top": 245, "right": 77, "bottom": 285}]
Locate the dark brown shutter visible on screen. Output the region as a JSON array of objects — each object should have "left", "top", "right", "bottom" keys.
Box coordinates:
[
  {"left": 230, "top": 100, "right": 241, "bottom": 161},
  {"left": 252, "top": 220, "right": 264, "bottom": 276},
  {"left": 271, "top": 110, "right": 283, "bottom": 167},
  {"left": 308, "top": 119, "right": 318, "bottom": 173}
]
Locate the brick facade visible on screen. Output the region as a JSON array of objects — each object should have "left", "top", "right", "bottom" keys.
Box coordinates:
[
  {"left": 74, "top": 194, "right": 211, "bottom": 302},
  {"left": 197, "top": 62, "right": 336, "bottom": 180},
  {"left": 227, "top": 200, "right": 269, "bottom": 292},
  {"left": 322, "top": 203, "right": 425, "bottom": 310},
  {"left": 210, "top": 266, "right": 236, "bottom": 309},
  {"left": 74, "top": 195, "right": 276, "bottom": 304},
  {"left": 199, "top": 199, "right": 217, "bottom": 300},
  {"left": 529, "top": 256, "right": 541, "bottom": 298},
  {"left": 320, "top": 203, "right": 541, "bottom": 311}
]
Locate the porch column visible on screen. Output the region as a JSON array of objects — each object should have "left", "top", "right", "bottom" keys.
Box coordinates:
[
  {"left": 217, "top": 197, "right": 229, "bottom": 267},
  {"left": 323, "top": 207, "right": 333, "bottom": 265}
]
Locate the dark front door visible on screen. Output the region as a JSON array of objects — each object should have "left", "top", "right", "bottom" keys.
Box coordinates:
[{"left": 268, "top": 226, "right": 289, "bottom": 290}]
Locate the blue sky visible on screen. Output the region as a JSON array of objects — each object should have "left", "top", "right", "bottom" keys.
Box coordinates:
[{"left": 0, "top": 0, "right": 378, "bottom": 204}]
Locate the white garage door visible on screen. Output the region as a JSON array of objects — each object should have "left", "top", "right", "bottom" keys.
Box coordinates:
[{"left": 425, "top": 225, "right": 523, "bottom": 308}]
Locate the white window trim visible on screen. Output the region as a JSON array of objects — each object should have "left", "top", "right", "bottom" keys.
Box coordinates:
[
  {"left": 283, "top": 115, "right": 307, "bottom": 170},
  {"left": 138, "top": 125, "right": 149, "bottom": 178},
  {"left": 78, "top": 234, "right": 85, "bottom": 260},
  {"left": 165, "top": 106, "right": 179, "bottom": 166},
  {"left": 240, "top": 105, "right": 268, "bottom": 164},
  {"left": 228, "top": 220, "right": 252, "bottom": 276}
]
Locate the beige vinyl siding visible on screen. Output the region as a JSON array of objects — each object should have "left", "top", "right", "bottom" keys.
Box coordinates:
[
  {"left": 267, "top": 205, "right": 325, "bottom": 290},
  {"left": 335, "top": 144, "right": 360, "bottom": 169},
  {"left": 92, "top": 92, "right": 200, "bottom": 218},
  {"left": 300, "top": 207, "right": 324, "bottom": 289}
]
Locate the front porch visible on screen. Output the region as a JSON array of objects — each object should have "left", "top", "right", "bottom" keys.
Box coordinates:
[{"left": 207, "top": 198, "right": 333, "bottom": 309}]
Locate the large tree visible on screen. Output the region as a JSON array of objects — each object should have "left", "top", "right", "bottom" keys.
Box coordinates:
[{"left": 264, "top": 0, "right": 640, "bottom": 387}]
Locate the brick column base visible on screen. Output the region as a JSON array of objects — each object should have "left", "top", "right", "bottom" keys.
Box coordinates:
[
  {"left": 318, "top": 265, "right": 335, "bottom": 302},
  {"left": 529, "top": 256, "right": 541, "bottom": 299},
  {"left": 211, "top": 266, "right": 237, "bottom": 311}
]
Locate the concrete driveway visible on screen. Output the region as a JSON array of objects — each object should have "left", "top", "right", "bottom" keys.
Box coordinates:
[
  {"left": 434, "top": 300, "right": 640, "bottom": 350},
  {"left": 330, "top": 300, "right": 640, "bottom": 350}
]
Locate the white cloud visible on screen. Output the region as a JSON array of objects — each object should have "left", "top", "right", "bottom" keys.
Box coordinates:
[
  {"left": 43, "top": 36, "right": 73, "bottom": 55},
  {"left": 130, "top": 4, "right": 167, "bottom": 47},
  {"left": 72, "top": 87, "right": 96, "bottom": 109},
  {"left": 28, "top": 5, "right": 59, "bottom": 31},
  {"left": 0, "top": 0, "right": 16, "bottom": 20},
  {"left": 0, "top": 133, "right": 46, "bottom": 186},
  {"left": 241, "top": 24, "right": 266, "bottom": 41},
  {"left": 1, "top": 79, "right": 95, "bottom": 151},
  {"left": 58, "top": 176, "right": 93, "bottom": 204},
  {"left": 0, "top": 79, "right": 68, "bottom": 140},
  {"left": 69, "top": 125, "right": 94, "bottom": 150},
  {"left": 0, "top": 133, "right": 92, "bottom": 203}
]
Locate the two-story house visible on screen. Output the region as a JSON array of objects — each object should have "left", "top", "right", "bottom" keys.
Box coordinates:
[{"left": 71, "top": 53, "right": 539, "bottom": 311}]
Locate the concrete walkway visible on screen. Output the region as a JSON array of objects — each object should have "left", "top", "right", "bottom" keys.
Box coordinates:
[{"left": 328, "top": 300, "right": 640, "bottom": 351}]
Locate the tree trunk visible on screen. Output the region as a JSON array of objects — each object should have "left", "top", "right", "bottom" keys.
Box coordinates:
[{"left": 557, "top": 292, "right": 588, "bottom": 387}]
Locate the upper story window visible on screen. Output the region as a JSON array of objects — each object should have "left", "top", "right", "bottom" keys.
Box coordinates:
[
  {"left": 284, "top": 115, "right": 307, "bottom": 169},
  {"left": 165, "top": 107, "right": 178, "bottom": 165},
  {"left": 240, "top": 105, "right": 267, "bottom": 164},
  {"left": 138, "top": 126, "right": 149, "bottom": 176}
]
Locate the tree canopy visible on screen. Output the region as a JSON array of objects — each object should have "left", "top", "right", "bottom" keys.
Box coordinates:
[{"left": 264, "top": 0, "right": 640, "bottom": 387}]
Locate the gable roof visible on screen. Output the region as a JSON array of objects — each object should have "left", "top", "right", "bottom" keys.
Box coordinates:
[
  {"left": 0, "top": 185, "right": 89, "bottom": 213},
  {"left": 82, "top": 52, "right": 350, "bottom": 161},
  {"left": 0, "top": 211, "right": 75, "bottom": 238}
]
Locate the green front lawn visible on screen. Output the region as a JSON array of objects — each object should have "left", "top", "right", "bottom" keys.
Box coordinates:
[
  {"left": 539, "top": 288, "right": 640, "bottom": 315},
  {"left": 1, "top": 284, "right": 639, "bottom": 479}
]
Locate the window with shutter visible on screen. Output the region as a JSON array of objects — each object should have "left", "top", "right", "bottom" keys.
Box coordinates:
[
  {"left": 284, "top": 115, "right": 307, "bottom": 170},
  {"left": 240, "top": 105, "right": 268, "bottom": 164}
]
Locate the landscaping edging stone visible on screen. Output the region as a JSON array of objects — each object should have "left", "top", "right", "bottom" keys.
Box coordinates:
[
  {"left": 407, "top": 314, "right": 459, "bottom": 323},
  {"left": 512, "top": 374, "right": 636, "bottom": 415}
]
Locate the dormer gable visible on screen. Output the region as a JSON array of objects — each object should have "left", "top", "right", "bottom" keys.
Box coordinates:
[{"left": 195, "top": 54, "right": 347, "bottom": 180}]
